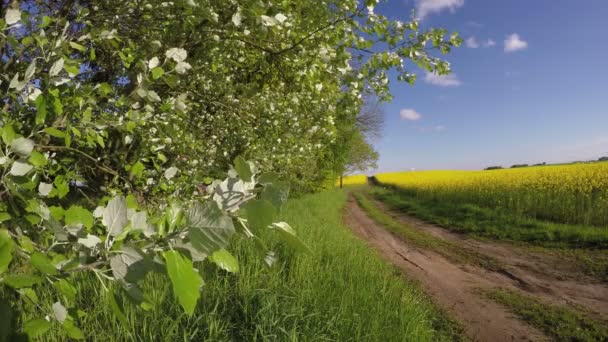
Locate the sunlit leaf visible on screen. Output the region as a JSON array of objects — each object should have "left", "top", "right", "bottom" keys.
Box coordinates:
[{"left": 163, "top": 250, "right": 202, "bottom": 315}]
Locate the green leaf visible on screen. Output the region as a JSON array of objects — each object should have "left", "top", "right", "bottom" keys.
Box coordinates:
[
  {"left": 49, "top": 206, "right": 64, "bottom": 221},
  {"left": 2, "top": 274, "right": 41, "bottom": 288},
  {"left": 43, "top": 127, "right": 65, "bottom": 138},
  {"left": 0, "top": 230, "right": 13, "bottom": 274},
  {"left": 258, "top": 172, "right": 280, "bottom": 185},
  {"left": 53, "top": 279, "right": 77, "bottom": 303},
  {"left": 1, "top": 124, "right": 16, "bottom": 145},
  {"left": 62, "top": 319, "right": 84, "bottom": 340},
  {"left": 234, "top": 156, "right": 252, "bottom": 180},
  {"left": 0, "top": 213, "right": 10, "bottom": 223},
  {"left": 0, "top": 300, "right": 13, "bottom": 342},
  {"left": 35, "top": 95, "right": 47, "bottom": 125},
  {"left": 151, "top": 67, "right": 164, "bottom": 79},
  {"left": 52, "top": 96, "right": 63, "bottom": 115},
  {"left": 208, "top": 249, "right": 239, "bottom": 273},
  {"left": 18, "top": 288, "right": 39, "bottom": 304},
  {"left": 65, "top": 206, "right": 94, "bottom": 229},
  {"left": 245, "top": 199, "right": 276, "bottom": 231},
  {"left": 18, "top": 236, "right": 35, "bottom": 253},
  {"left": 261, "top": 182, "right": 290, "bottom": 211},
  {"left": 271, "top": 222, "right": 311, "bottom": 253},
  {"left": 28, "top": 151, "right": 47, "bottom": 167},
  {"left": 163, "top": 250, "right": 203, "bottom": 316},
  {"left": 129, "top": 161, "right": 145, "bottom": 179},
  {"left": 108, "top": 292, "right": 128, "bottom": 325},
  {"left": 110, "top": 246, "right": 151, "bottom": 283},
  {"left": 10, "top": 137, "right": 34, "bottom": 157},
  {"left": 40, "top": 15, "right": 51, "bottom": 28},
  {"left": 69, "top": 42, "right": 87, "bottom": 52},
  {"left": 63, "top": 63, "right": 80, "bottom": 76},
  {"left": 31, "top": 252, "right": 59, "bottom": 275},
  {"left": 187, "top": 201, "right": 235, "bottom": 256},
  {"left": 103, "top": 196, "right": 128, "bottom": 236},
  {"left": 23, "top": 318, "right": 51, "bottom": 338}
]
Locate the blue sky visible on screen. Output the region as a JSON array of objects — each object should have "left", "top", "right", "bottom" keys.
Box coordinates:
[{"left": 372, "top": 0, "right": 608, "bottom": 172}]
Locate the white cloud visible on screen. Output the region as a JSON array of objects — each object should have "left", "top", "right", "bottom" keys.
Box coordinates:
[
  {"left": 504, "top": 33, "right": 528, "bottom": 52},
  {"left": 465, "top": 37, "right": 479, "bottom": 48},
  {"left": 483, "top": 39, "right": 496, "bottom": 47},
  {"left": 400, "top": 109, "right": 422, "bottom": 121},
  {"left": 416, "top": 0, "right": 464, "bottom": 20},
  {"left": 424, "top": 72, "right": 462, "bottom": 87}
]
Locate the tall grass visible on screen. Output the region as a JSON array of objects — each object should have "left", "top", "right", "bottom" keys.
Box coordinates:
[{"left": 2, "top": 190, "right": 460, "bottom": 341}]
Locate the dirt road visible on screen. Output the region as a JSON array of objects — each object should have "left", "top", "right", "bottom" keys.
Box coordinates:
[{"left": 343, "top": 195, "right": 608, "bottom": 341}]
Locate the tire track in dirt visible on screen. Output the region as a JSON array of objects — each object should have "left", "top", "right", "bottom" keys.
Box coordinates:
[
  {"left": 344, "top": 195, "right": 549, "bottom": 341},
  {"left": 372, "top": 199, "right": 608, "bottom": 322}
]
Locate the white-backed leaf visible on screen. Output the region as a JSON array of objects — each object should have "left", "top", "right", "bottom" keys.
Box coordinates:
[
  {"left": 130, "top": 211, "right": 154, "bottom": 237},
  {"left": 165, "top": 48, "right": 187, "bottom": 62},
  {"left": 38, "top": 182, "right": 53, "bottom": 197},
  {"left": 25, "top": 60, "right": 37, "bottom": 80},
  {"left": 52, "top": 302, "right": 67, "bottom": 323},
  {"left": 9, "top": 161, "right": 33, "bottom": 176},
  {"left": 49, "top": 58, "right": 64, "bottom": 77},
  {"left": 77, "top": 234, "right": 101, "bottom": 248},
  {"left": 103, "top": 196, "right": 128, "bottom": 236},
  {"left": 11, "top": 137, "right": 34, "bottom": 157},
  {"left": 5, "top": 8, "right": 21, "bottom": 25}
]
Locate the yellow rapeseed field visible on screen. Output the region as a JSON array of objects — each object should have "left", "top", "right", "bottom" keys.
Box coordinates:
[
  {"left": 338, "top": 174, "right": 369, "bottom": 186},
  {"left": 375, "top": 162, "right": 608, "bottom": 227}
]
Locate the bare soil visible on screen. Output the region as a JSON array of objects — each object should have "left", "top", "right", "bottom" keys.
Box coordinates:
[{"left": 343, "top": 195, "right": 608, "bottom": 342}]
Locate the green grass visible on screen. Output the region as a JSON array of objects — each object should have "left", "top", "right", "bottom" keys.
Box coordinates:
[
  {"left": 484, "top": 288, "right": 608, "bottom": 341},
  {"left": 369, "top": 186, "right": 608, "bottom": 281},
  {"left": 2, "top": 190, "right": 462, "bottom": 341},
  {"left": 354, "top": 192, "right": 501, "bottom": 271}
]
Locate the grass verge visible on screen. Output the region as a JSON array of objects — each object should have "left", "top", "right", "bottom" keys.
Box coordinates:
[
  {"left": 2, "top": 190, "right": 462, "bottom": 341},
  {"left": 354, "top": 192, "right": 501, "bottom": 271},
  {"left": 369, "top": 186, "right": 608, "bottom": 281},
  {"left": 483, "top": 288, "right": 608, "bottom": 341}
]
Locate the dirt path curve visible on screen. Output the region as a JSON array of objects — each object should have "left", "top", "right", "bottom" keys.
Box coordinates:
[
  {"left": 344, "top": 195, "right": 547, "bottom": 341},
  {"left": 344, "top": 195, "right": 561, "bottom": 342},
  {"left": 372, "top": 200, "right": 608, "bottom": 322}
]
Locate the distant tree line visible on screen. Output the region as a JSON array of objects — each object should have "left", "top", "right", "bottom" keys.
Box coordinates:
[{"left": 485, "top": 157, "right": 608, "bottom": 171}]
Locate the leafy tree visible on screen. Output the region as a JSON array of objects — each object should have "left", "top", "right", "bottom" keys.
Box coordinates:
[
  {"left": 0, "top": 0, "right": 460, "bottom": 338},
  {"left": 340, "top": 131, "right": 379, "bottom": 188}
]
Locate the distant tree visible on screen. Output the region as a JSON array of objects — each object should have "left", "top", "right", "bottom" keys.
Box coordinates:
[
  {"left": 356, "top": 94, "right": 385, "bottom": 141},
  {"left": 599, "top": 156, "right": 608, "bottom": 162},
  {"left": 484, "top": 166, "right": 503, "bottom": 170},
  {"left": 511, "top": 164, "right": 529, "bottom": 168},
  {"left": 340, "top": 131, "right": 379, "bottom": 188},
  {"left": 533, "top": 162, "right": 547, "bottom": 166}
]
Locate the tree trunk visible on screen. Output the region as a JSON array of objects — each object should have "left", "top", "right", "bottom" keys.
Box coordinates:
[{"left": 340, "top": 175, "right": 343, "bottom": 188}]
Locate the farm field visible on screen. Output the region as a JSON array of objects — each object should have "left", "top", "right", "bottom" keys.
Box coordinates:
[
  {"left": 1, "top": 191, "right": 459, "bottom": 341},
  {"left": 372, "top": 163, "right": 608, "bottom": 248},
  {"left": 376, "top": 162, "right": 608, "bottom": 227}
]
